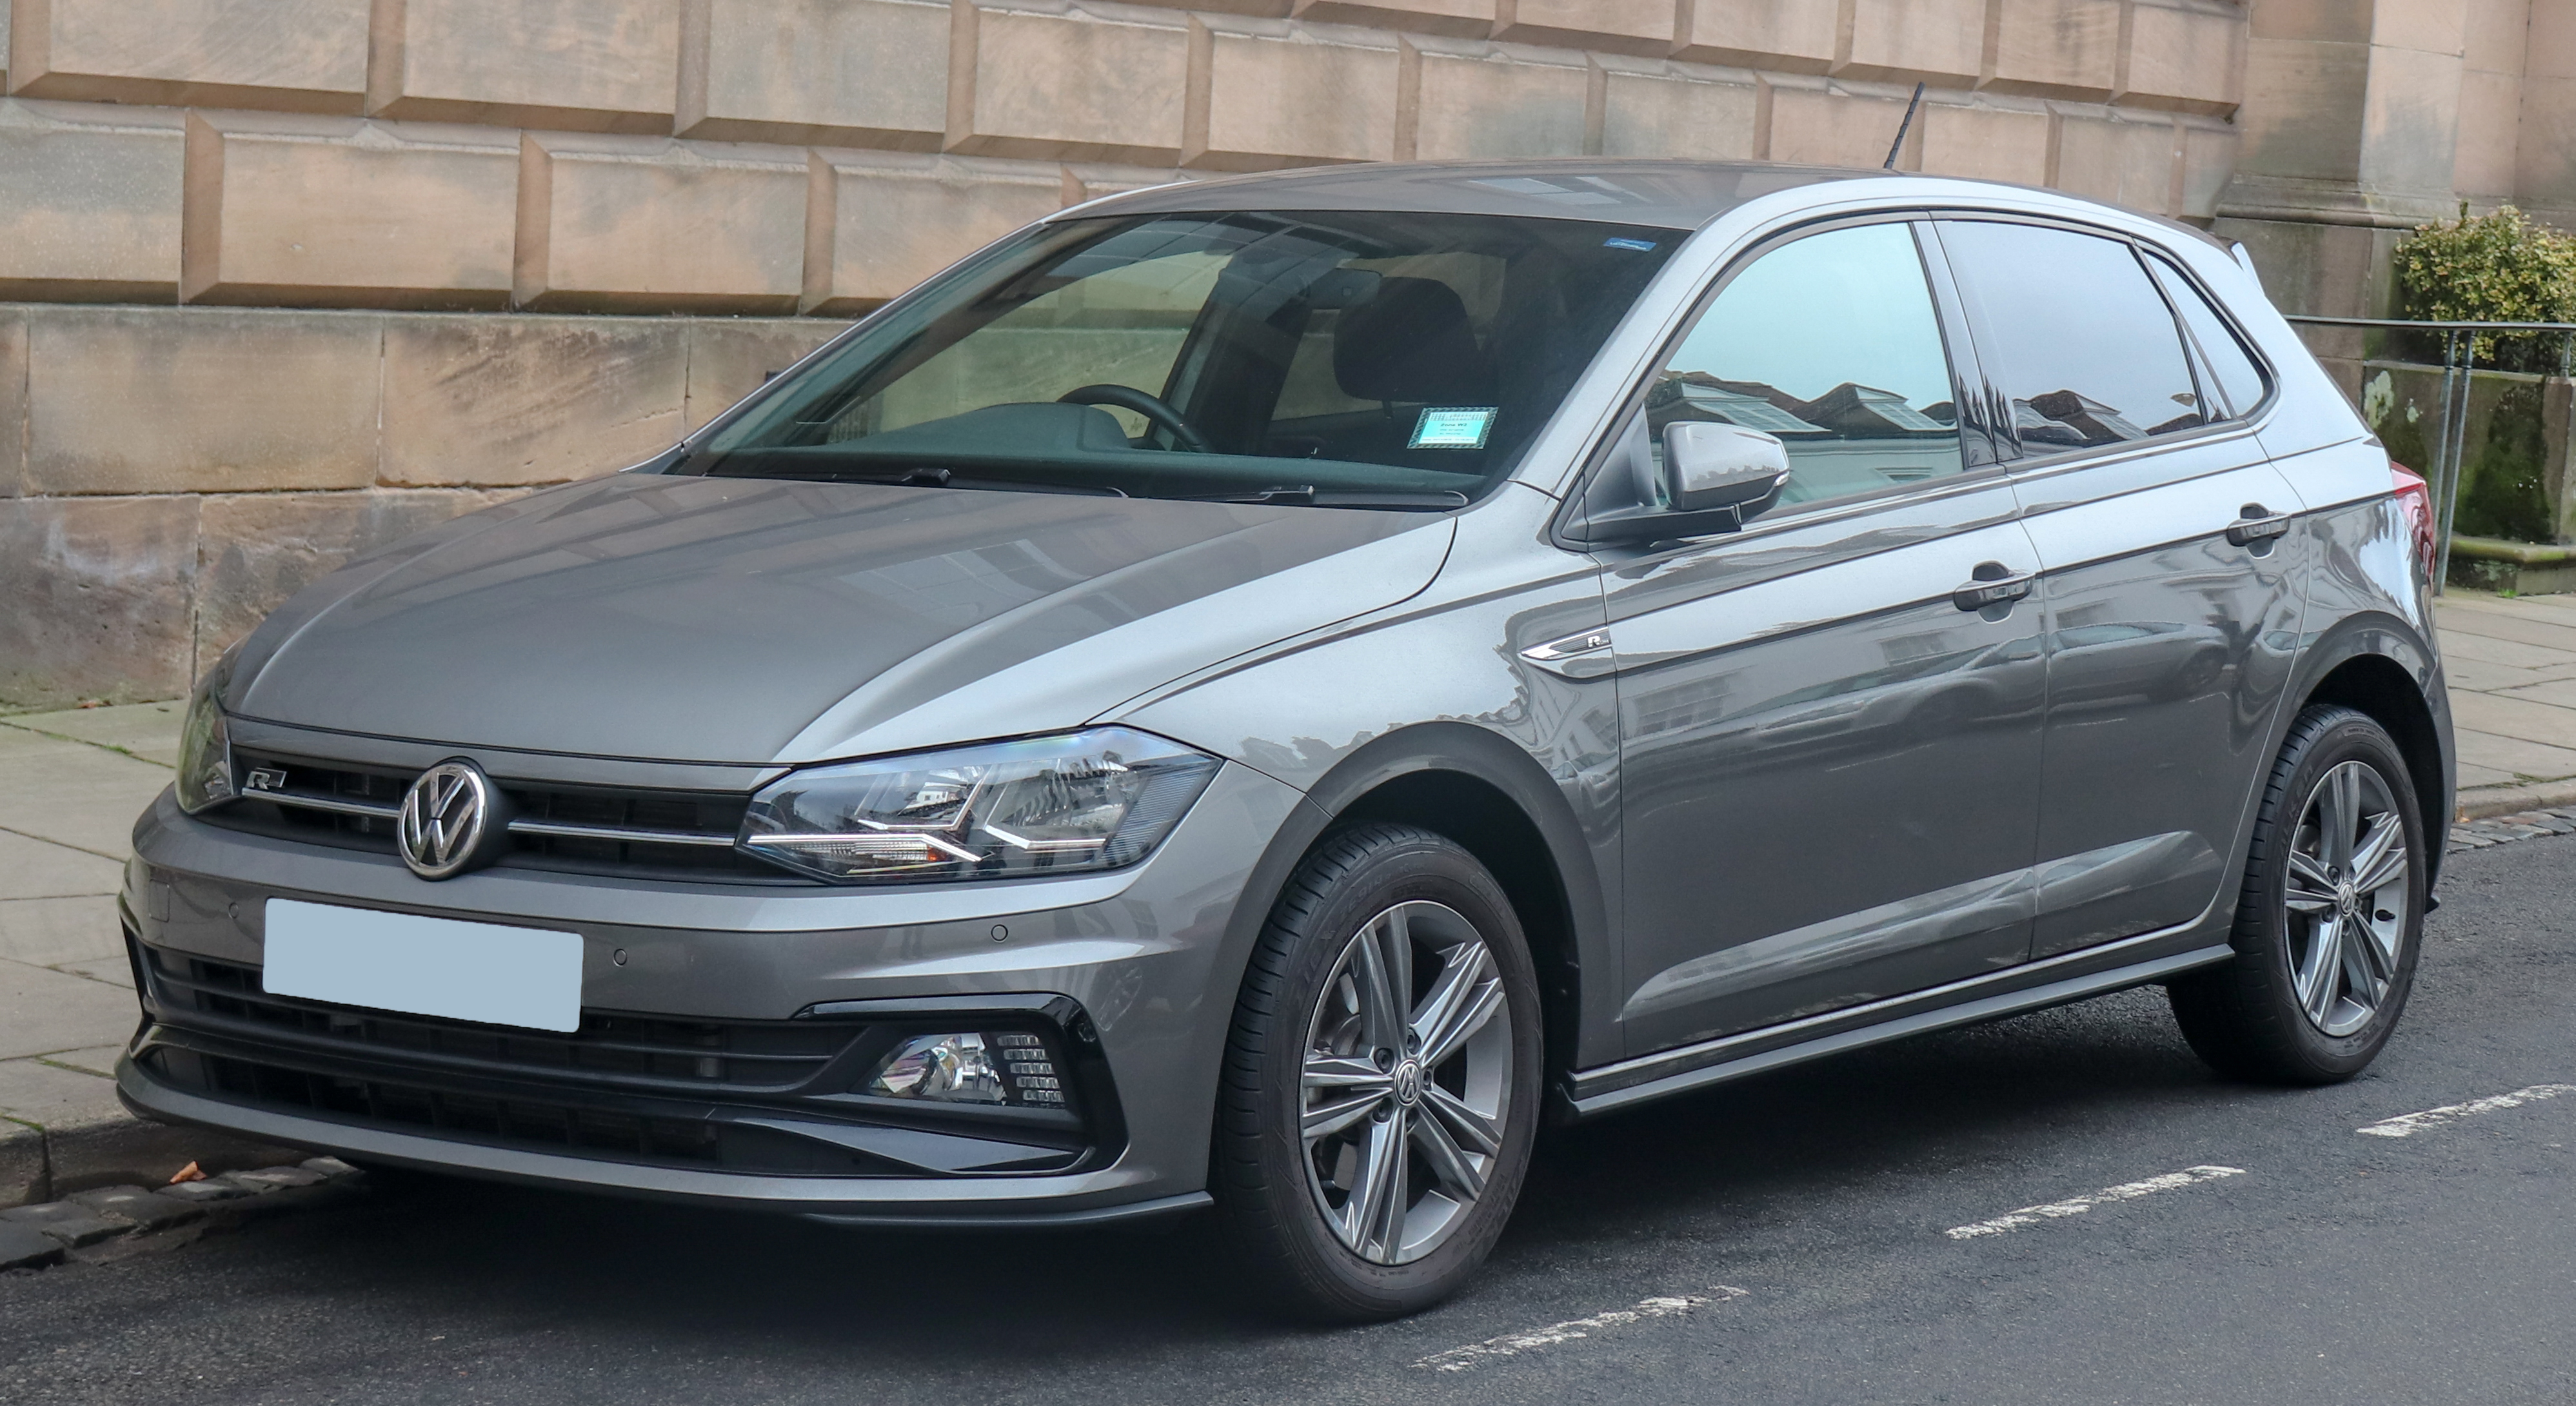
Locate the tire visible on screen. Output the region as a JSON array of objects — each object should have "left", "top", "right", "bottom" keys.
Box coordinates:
[
  {"left": 1214, "top": 823, "right": 1543, "bottom": 1322},
  {"left": 2168, "top": 704, "right": 2429, "bottom": 1085}
]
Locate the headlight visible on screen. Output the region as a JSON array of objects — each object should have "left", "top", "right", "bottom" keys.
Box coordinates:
[
  {"left": 737, "top": 727, "right": 1220, "bottom": 884},
  {"left": 174, "top": 663, "right": 237, "bottom": 815}
]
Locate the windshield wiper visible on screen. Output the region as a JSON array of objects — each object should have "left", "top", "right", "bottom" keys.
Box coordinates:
[
  {"left": 1191, "top": 486, "right": 1471, "bottom": 510},
  {"left": 837, "top": 466, "right": 1127, "bottom": 497}
]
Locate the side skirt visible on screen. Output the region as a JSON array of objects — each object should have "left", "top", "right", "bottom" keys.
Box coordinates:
[{"left": 1565, "top": 936, "right": 2237, "bottom": 1118}]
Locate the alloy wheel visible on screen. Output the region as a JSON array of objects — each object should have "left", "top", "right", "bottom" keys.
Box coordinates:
[
  {"left": 2282, "top": 759, "right": 2411, "bottom": 1038},
  {"left": 1299, "top": 900, "right": 1512, "bottom": 1265}
]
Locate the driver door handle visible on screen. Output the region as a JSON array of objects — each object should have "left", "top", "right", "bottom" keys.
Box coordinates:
[
  {"left": 1952, "top": 563, "right": 2036, "bottom": 612},
  {"left": 2226, "top": 503, "right": 2294, "bottom": 546}
]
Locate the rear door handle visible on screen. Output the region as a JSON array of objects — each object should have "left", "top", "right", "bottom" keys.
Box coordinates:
[
  {"left": 2226, "top": 503, "right": 2294, "bottom": 546},
  {"left": 1952, "top": 563, "right": 2035, "bottom": 612}
]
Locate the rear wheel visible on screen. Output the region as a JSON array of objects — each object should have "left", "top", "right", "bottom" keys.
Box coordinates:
[
  {"left": 2169, "top": 705, "right": 2427, "bottom": 1084},
  {"left": 1214, "top": 824, "right": 1541, "bottom": 1321}
]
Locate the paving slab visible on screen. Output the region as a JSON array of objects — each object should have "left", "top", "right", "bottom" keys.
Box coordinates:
[
  {"left": 2494, "top": 678, "right": 2576, "bottom": 713},
  {"left": 2458, "top": 761, "right": 2519, "bottom": 787},
  {"left": 0, "top": 831, "right": 123, "bottom": 902},
  {"left": 2441, "top": 593, "right": 2576, "bottom": 629},
  {"left": 0, "top": 1051, "right": 127, "bottom": 1124},
  {"left": 0, "top": 702, "right": 186, "bottom": 767},
  {"left": 0, "top": 739, "right": 173, "bottom": 858},
  {"left": 0, "top": 894, "right": 124, "bottom": 967},
  {"left": 43, "top": 1045, "right": 125, "bottom": 1078},
  {"left": 48, "top": 956, "right": 134, "bottom": 989},
  {"left": 2442, "top": 655, "right": 2576, "bottom": 691},
  {"left": 0, "top": 962, "right": 139, "bottom": 1060},
  {"left": 2451, "top": 689, "right": 2576, "bottom": 753},
  {"left": 2452, "top": 728, "right": 2576, "bottom": 782},
  {"left": 2435, "top": 604, "right": 2576, "bottom": 655},
  {"left": 2437, "top": 628, "right": 2576, "bottom": 669}
]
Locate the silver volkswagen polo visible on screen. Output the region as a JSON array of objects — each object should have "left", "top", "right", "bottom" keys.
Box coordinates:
[{"left": 123, "top": 160, "right": 2453, "bottom": 1319}]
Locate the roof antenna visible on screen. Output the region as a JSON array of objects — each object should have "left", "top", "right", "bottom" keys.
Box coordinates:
[{"left": 1883, "top": 82, "right": 1926, "bottom": 171}]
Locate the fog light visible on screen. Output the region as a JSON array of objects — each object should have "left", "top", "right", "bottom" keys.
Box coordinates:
[{"left": 866, "top": 1031, "right": 1072, "bottom": 1109}]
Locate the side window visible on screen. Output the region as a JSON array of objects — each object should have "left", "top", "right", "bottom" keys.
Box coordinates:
[
  {"left": 2145, "top": 252, "right": 2268, "bottom": 417},
  {"left": 1650, "top": 222, "right": 1964, "bottom": 513},
  {"left": 1937, "top": 221, "right": 2205, "bottom": 451}
]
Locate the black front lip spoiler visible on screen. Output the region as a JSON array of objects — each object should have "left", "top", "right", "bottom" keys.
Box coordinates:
[{"left": 117, "top": 1062, "right": 1202, "bottom": 1227}]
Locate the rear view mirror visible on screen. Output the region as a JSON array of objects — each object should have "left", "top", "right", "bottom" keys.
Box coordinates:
[
  {"left": 1567, "top": 415, "right": 1798, "bottom": 546},
  {"left": 1661, "top": 422, "right": 1791, "bottom": 518}
]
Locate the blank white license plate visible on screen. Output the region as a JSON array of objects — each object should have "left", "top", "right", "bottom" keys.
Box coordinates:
[{"left": 262, "top": 899, "right": 584, "bottom": 1033}]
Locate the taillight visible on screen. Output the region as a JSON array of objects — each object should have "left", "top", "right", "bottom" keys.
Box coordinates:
[{"left": 2390, "top": 462, "right": 2437, "bottom": 587}]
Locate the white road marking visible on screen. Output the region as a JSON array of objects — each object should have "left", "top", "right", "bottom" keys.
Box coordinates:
[
  {"left": 2356, "top": 1084, "right": 2576, "bottom": 1138},
  {"left": 1945, "top": 1165, "right": 2246, "bottom": 1240},
  {"left": 1412, "top": 1287, "right": 1749, "bottom": 1372}
]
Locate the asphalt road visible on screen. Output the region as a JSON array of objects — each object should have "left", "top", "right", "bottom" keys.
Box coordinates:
[{"left": 8, "top": 832, "right": 2576, "bottom": 1406}]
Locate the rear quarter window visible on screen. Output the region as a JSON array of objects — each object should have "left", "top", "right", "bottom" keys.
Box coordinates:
[{"left": 1936, "top": 221, "right": 2208, "bottom": 453}]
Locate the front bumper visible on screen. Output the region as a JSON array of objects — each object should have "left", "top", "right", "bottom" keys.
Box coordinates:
[
  {"left": 117, "top": 1065, "right": 1202, "bottom": 1225},
  {"left": 120, "top": 758, "right": 1306, "bottom": 1222}
]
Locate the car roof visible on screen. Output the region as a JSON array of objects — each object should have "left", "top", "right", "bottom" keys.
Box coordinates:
[
  {"left": 1058, "top": 159, "right": 1879, "bottom": 232},
  {"left": 1061, "top": 159, "right": 2235, "bottom": 254}
]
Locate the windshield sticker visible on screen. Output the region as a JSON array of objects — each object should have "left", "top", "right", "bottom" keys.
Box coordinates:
[
  {"left": 1602, "top": 237, "right": 1658, "bottom": 252},
  {"left": 1410, "top": 408, "right": 1496, "bottom": 450}
]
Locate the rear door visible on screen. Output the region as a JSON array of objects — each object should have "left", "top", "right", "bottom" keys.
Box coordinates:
[
  {"left": 1932, "top": 219, "right": 2304, "bottom": 958},
  {"left": 1604, "top": 219, "right": 2048, "bottom": 1056}
]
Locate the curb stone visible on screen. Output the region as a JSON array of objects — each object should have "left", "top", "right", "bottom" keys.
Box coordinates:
[
  {"left": 0, "top": 1219, "right": 69, "bottom": 1270},
  {"left": 0, "top": 1158, "right": 364, "bottom": 1272},
  {"left": 1, "top": 1103, "right": 313, "bottom": 1209},
  {"left": 2449, "top": 806, "right": 2576, "bottom": 853},
  {"left": 66, "top": 1185, "right": 204, "bottom": 1231},
  {"left": 1, "top": 1202, "right": 126, "bottom": 1247},
  {"left": 2455, "top": 780, "right": 2576, "bottom": 820}
]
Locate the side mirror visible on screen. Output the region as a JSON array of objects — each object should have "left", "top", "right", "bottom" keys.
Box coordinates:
[
  {"left": 1661, "top": 422, "right": 1791, "bottom": 517},
  {"left": 1568, "top": 419, "right": 1793, "bottom": 545}
]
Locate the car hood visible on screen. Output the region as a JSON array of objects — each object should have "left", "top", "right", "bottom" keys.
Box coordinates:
[{"left": 230, "top": 473, "right": 1455, "bottom": 764}]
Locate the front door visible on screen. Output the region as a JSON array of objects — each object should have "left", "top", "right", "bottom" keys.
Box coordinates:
[
  {"left": 1933, "top": 220, "right": 2306, "bottom": 958},
  {"left": 1605, "top": 219, "right": 2048, "bottom": 1056}
]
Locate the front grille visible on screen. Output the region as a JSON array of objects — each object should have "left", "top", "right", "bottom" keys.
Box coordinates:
[
  {"left": 150, "top": 949, "right": 849, "bottom": 1093},
  {"left": 203, "top": 750, "right": 803, "bottom": 884},
  {"left": 130, "top": 944, "right": 1108, "bottom": 1180},
  {"left": 139, "top": 1045, "right": 909, "bottom": 1175}
]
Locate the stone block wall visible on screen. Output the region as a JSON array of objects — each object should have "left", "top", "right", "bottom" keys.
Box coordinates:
[
  {"left": 0, "top": 0, "right": 2256, "bottom": 706},
  {"left": 2219, "top": 0, "right": 2576, "bottom": 339},
  {"left": 0, "top": 0, "right": 2252, "bottom": 317},
  {"left": 0, "top": 304, "right": 844, "bottom": 707}
]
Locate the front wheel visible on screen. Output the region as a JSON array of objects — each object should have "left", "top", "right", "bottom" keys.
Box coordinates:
[
  {"left": 2169, "top": 705, "right": 2428, "bottom": 1084},
  {"left": 1214, "top": 824, "right": 1541, "bottom": 1321}
]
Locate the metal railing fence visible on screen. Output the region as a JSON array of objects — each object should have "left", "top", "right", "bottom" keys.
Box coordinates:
[{"left": 2283, "top": 315, "right": 2576, "bottom": 593}]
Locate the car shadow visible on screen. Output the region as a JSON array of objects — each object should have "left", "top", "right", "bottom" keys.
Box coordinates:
[{"left": 199, "top": 983, "right": 2272, "bottom": 1374}]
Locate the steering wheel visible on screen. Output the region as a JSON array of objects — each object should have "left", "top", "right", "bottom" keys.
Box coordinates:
[{"left": 1057, "top": 384, "right": 1212, "bottom": 453}]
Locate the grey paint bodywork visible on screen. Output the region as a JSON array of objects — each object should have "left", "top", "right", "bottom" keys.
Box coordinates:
[{"left": 121, "top": 161, "right": 2449, "bottom": 1220}]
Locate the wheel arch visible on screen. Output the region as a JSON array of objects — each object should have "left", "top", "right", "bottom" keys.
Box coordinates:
[
  {"left": 1229, "top": 722, "right": 1613, "bottom": 1091},
  {"left": 2288, "top": 613, "right": 2453, "bottom": 886}
]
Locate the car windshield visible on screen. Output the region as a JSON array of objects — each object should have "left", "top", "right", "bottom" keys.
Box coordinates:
[{"left": 682, "top": 209, "right": 1679, "bottom": 507}]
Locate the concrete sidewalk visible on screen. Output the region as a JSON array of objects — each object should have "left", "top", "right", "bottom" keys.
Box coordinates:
[
  {"left": 5, "top": 590, "right": 2573, "bottom": 1205},
  {"left": 2433, "top": 593, "right": 2576, "bottom": 813},
  {"left": 0, "top": 701, "right": 299, "bottom": 1203}
]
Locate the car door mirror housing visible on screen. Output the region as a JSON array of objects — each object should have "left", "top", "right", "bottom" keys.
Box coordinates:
[
  {"left": 1570, "top": 420, "right": 1793, "bottom": 545},
  {"left": 1661, "top": 422, "right": 1792, "bottom": 516}
]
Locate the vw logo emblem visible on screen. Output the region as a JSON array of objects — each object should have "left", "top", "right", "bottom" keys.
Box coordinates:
[{"left": 398, "top": 760, "right": 495, "bottom": 880}]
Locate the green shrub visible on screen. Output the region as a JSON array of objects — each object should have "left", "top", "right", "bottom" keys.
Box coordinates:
[{"left": 2392, "top": 206, "right": 2576, "bottom": 371}]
